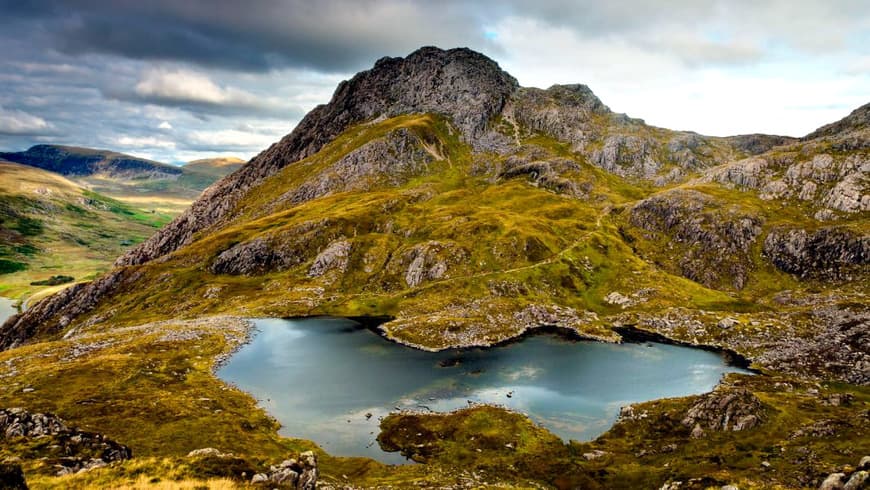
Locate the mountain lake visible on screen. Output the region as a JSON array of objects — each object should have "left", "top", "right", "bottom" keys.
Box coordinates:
[{"left": 218, "top": 317, "right": 752, "bottom": 464}]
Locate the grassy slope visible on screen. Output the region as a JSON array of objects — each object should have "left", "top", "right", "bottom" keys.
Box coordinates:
[
  {"left": 60, "top": 115, "right": 760, "bottom": 349},
  {"left": 0, "top": 162, "right": 172, "bottom": 300},
  {"left": 1, "top": 114, "right": 866, "bottom": 488}
]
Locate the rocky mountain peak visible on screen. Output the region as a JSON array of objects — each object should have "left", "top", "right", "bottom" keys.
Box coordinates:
[
  {"left": 803, "top": 101, "right": 870, "bottom": 141},
  {"left": 322, "top": 46, "right": 519, "bottom": 139},
  {"left": 116, "top": 46, "right": 519, "bottom": 267}
]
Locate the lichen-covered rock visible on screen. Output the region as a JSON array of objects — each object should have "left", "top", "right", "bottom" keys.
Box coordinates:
[
  {"left": 256, "top": 451, "right": 317, "bottom": 489},
  {"left": 628, "top": 189, "right": 762, "bottom": 289},
  {"left": 681, "top": 387, "right": 766, "bottom": 433},
  {"left": 211, "top": 219, "right": 349, "bottom": 276},
  {"left": 400, "top": 241, "right": 467, "bottom": 288},
  {"left": 308, "top": 239, "right": 352, "bottom": 278},
  {"left": 277, "top": 128, "right": 434, "bottom": 207},
  {"left": 762, "top": 227, "right": 869, "bottom": 279},
  {"left": 0, "top": 408, "right": 131, "bottom": 474},
  {"left": 724, "top": 133, "right": 797, "bottom": 155}
]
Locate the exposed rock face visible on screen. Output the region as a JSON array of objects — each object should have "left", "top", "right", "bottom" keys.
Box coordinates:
[
  {"left": 275, "top": 128, "right": 434, "bottom": 208},
  {"left": 511, "top": 85, "right": 734, "bottom": 182},
  {"left": 804, "top": 102, "right": 870, "bottom": 141},
  {"left": 211, "top": 219, "right": 349, "bottom": 276},
  {"left": 0, "top": 408, "right": 131, "bottom": 475},
  {"left": 117, "top": 46, "right": 518, "bottom": 268},
  {"left": 628, "top": 189, "right": 763, "bottom": 289},
  {"left": 498, "top": 155, "right": 584, "bottom": 197},
  {"left": 400, "top": 240, "right": 467, "bottom": 288},
  {"left": 251, "top": 451, "right": 317, "bottom": 489},
  {"left": 763, "top": 227, "right": 869, "bottom": 278},
  {"left": 681, "top": 387, "right": 766, "bottom": 435},
  {"left": 0, "top": 268, "right": 139, "bottom": 350},
  {"left": 308, "top": 239, "right": 352, "bottom": 278},
  {"left": 756, "top": 306, "right": 870, "bottom": 386},
  {"left": 510, "top": 84, "right": 611, "bottom": 150},
  {"left": 724, "top": 134, "right": 797, "bottom": 155},
  {"left": 700, "top": 134, "right": 869, "bottom": 217}
]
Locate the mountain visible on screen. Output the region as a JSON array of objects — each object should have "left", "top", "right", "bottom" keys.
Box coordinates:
[
  {"left": 0, "top": 145, "right": 227, "bottom": 214},
  {"left": 0, "top": 145, "right": 181, "bottom": 180},
  {"left": 0, "top": 47, "right": 867, "bottom": 488},
  {"left": 183, "top": 157, "right": 245, "bottom": 178},
  {"left": 11, "top": 46, "right": 863, "bottom": 351},
  {"left": 0, "top": 160, "right": 172, "bottom": 300}
]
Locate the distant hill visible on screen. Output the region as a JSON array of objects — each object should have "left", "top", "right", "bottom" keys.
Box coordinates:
[
  {"left": 0, "top": 145, "right": 181, "bottom": 179},
  {"left": 0, "top": 160, "right": 172, "bottom": 299},
  {"left": 0, "top": 145, "right": 225, "bottom": 214},
  {"left": 183, "top": 157, "right": 245, "bottom": 178}
]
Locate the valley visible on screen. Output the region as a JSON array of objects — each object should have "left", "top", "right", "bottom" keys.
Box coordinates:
[{"left": 0, "top": 149, "right": 243, "bottom": 304}]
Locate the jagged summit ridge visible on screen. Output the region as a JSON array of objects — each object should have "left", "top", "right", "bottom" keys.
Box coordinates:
[{"left": 116, "top": 46, "right": 518, "bottom": 267}]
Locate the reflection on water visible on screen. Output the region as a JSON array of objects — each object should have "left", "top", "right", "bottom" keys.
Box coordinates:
[{"left": 218, "top": 317, "right": 750, "bottom": 464}]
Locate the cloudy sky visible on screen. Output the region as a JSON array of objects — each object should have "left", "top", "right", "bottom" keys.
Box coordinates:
[{"left": 0, "top": 0, "right": 868, "bottom": 164}]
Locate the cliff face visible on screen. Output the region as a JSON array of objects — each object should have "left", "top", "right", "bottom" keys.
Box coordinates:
[{"left": 2, "top": 47, "right": 867, "bottom": 373}]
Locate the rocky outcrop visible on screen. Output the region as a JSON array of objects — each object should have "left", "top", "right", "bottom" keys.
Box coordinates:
[
  {"left": 0, "top": 268, "right": 140, "bottom": 351},
  {"left": 804, "top": 102, "right": 870, "bottom": 141},
  {"left": 628, "top": 189, "right": 762, "bottom": 289},
  {"left": 701, "top": 126, "right": 869, "bottom": 217},
  {"left": 276, "top": 128, "right": 434, "bottom": 207},
  {"left": 762, "top": 227, "right": 869, "bottom": 279},
  {"left": 817, "top": 455, "right": 870, "bottom": 490},
  {"left": 210, "top": 218, "right": 359, "bottom": 276},
  {"left": 724, "top": 134, "right": 797, "bottom": 155},
  {"left": 681, "top": 387, "right": 766, "bottom": 436},
  {"left": 400, "top": 241, "right": 467, "bottom": 288},
  {"left": 250, "top": 451, "right": 317, "bottom": 489},
  {"left": 0, "top": 463, "right": 27, "bottom": 490},
  {"left": 117, "top": 46, "right": 518, "bottom": 268},
  {"left": 756, "top": 306, "right": 870, "bottom": 385},
  {"left": 511, "top": 85, "right": 734, "bottom": 182},
  {"left": 510, "top": 84, "right": 611, "bottom": 150},
  {"left": 308, "top": 239, "right": 352, "bottom": 277},
  {"left": 0, "top": 408, "right": 131, "bottom": 475},
  {"left": 498, "top": 155, "right": 584, "bottom": 197}
]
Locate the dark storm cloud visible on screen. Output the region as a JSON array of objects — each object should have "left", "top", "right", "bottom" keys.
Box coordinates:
[
  {"left": 0, "top": 0, "right": 493, "bottom": 73},
  {"left": 0, "top": 0, "right": 867, "bottom": 158},
  {"left": 5, "top": 0, "right": 868, "bottom": 74}
]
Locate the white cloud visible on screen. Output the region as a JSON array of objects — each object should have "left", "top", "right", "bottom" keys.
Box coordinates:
[
  {"left": 115, "top": 135, "right": 177, "bottom": 149},
  {"left": 134, "top": 68, "right": 261, "bottom": 108},
  {"left": 158, "top": 120, "right": 173, "bottom": 130},
  {"left": 0, "top": 105, "right": 50, "bottom": 135},
  {"left": 491, "top": 17, "right": 868, "bottom": 136},
  {"left": 186, "top": 129, "right": 278, "bottom": 149}
]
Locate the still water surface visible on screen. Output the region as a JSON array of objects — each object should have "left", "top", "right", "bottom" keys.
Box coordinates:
[{"left": 218, "top": 317, "right": 749, "bottom": 463}]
